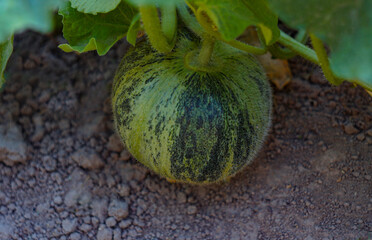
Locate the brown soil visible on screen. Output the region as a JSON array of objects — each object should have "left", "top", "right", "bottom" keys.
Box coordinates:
[{"left": 0, "top": 32, "right": 371, "bottom": 240}]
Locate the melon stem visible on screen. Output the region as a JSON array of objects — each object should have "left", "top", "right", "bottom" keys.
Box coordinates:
[
  {"left": 139, "top": 6, "right": 173, "bottom": 53},
  {"left": 161, "top": 4, "right": 177, "bottom": 44},
  {"left": 198, "top": 34, "right": 215, "bottom": 67},
  {"left": 310, "top": 33, "right": 342, "bottom": 85}
]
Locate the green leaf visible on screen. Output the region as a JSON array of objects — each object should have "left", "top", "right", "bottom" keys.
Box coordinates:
[
  {"left": 127, "top": 14, "right": 141, "bottom": 46},
  {"left": 125, "top": 0, "right": 183, "bottom": 7},
  {"left": 59, "top": 1, "right": 137, "bottom": 55},
  {"left": 267, "top": 0, "right": 372, "bottom": 90},
  {"left": 70, "top": 0, "right": 121, "bottom": 14},
  {"left": 191, "top": 0, "right": 280, "bottom": 44},
  {"left": 0, "top": 36, "right": 14, "bottom": 90},
  {"left": 0, "top": 0, "right": 63, "bottom": 43}
]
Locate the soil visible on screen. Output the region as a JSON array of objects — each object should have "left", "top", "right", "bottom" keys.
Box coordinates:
[{"left": 0, "top": 31, "right": 371, "bottom": 240}]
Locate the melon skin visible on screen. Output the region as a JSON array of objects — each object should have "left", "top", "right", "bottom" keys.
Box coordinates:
[{"left": 112, "top": 36, "right": 272, "bottom": 184}]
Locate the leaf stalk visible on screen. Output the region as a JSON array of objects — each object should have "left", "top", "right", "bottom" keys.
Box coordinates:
[
  {"left": 139, "top": 6, "right": 173, "bottom": 53},
  {"left": 198, "top": 34, "right": 215, "bottom": 67},
  {"left": 310, "top": 33, "right": 342, "bottom": 85}
]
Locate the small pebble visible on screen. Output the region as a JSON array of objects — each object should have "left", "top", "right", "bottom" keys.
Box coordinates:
[
  {"left": 119, "top": 219, "right": 132, "bottom": 229},
  {"left": 105, "top": 217, "right": 117, "bottom": 228},
  {"left": 42, "top": 156, "right": 57, "bottom": 172},
  {"left": 356, "top": 133, "right": 365, "bottom": 141},
  {"left": 71, "top": 148, "right": 104, "bottom": 170},
  {"left": 69, "top": 232, "right": 81, "bottom": 240},
  {"left": 107, "top": 134, "right": 124, "bottom": 153},
  {"left": 177, "top": 192, "right": 187, "bottom": 204},
  {"left": 79, "top": 224, "right": 92, "bottom": 233},
  {"left": 187, "top": 205, "right": 197, "bottom": 215},
  {"left": 344, "top": 123, "right": 359, "bottom": 135},
  {"left": 119, "top": 150, "right": 131, "bottom": 161},
  {"left": 97, "top": 226, "right": 112, "bottom": 240},
  {"left": 91, "top": 199, "right": 108, "bottom": 221},
  {"left": 113, "top": 228, "right": 121, "bottom": 240},
  {"left": 62, "top": 218, "right": 77, "bottom": 234},
  {"left": 117, "top": 184, "right": 130, "bottom": 197},
  {"left": 366, "top": 128, "right": 372, "bottom": 137},
  {"left": 108, "top": 200, "right": 129, "bottom": 221},
  {"left": 53, "top": 196, "right": 63, "bottom": 205}
]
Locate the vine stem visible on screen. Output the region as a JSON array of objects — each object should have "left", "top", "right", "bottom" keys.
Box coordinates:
[
  {"left": 277, "top": 31, "right": 319, "bottom": 64},
  {"left": 139, "top": 6, "right": 173, "bottom": 53},
  {"left": 161, "top": 4, "right": 177, "bottom": 44},
  {"left": 198, "top": 34, "right": 215, "bottom": 67},
  {"left": 268, "top": 29, "right": 308, "bottom": 59},
  {"left": 310, "top": 33, "right": 342, "bottom": 85},
  {"left": 177, "top": 3, "right": 203, "bottom": 36},
  {"left": 196, "top": 9, "right": 267, "bottom": 55}
]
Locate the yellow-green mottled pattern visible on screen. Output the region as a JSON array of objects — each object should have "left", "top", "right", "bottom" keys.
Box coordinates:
[{"left": 112, "top": 36, "right": 272, "bottom": 184}]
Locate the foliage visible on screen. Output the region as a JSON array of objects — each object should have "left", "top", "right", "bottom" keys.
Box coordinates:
[
  {"left": 0, "top": 0, "right": 371, "bottom": 91},
  {"left": 59, "top": 1, "right": 137, "bottom": 56}
]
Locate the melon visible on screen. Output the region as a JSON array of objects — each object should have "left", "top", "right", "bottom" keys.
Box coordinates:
[{"left": 112, "top": 33, "right": 272, "bottom": 184}]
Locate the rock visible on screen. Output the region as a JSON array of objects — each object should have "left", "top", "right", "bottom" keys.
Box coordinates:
[
  {"left": 117, "top": 184, "right": 130, "bottom": 197},
  {"left": 79, "top": 223, "right": 92, "bottom": 233},
  {"left": 0, "top": 220, "right": 13, "bottom": 239},
  {"left": 0, "top": 192, "right": 8, "bottom": 204},
  {"left": 356, "top": 133, "right": 365, "bottom": 141},
  {"left": 0, "top": 123, "right": 27, "bottom": 166},
  {"left": 42, "top": 156, "right": 57, "bottom": 172},
  {"left": 91, "top": 198, "right": 108, "bottom": 221},
  {"left": 64, "top": 189, "right": 80, "bottom": 208},
  {"left": 97, "top": 226, "right": 112, "bottom": 240},
  {"left": 108, "top": 200, "right": 129, "bottom": 221},
  {"left": 78, "top": 113, "right": 105, "bottom": 138},
  {"left": 36, "top": 202, "right": 50, "bottom": 214},
  {"left": 53, "top": 196, "right": 63, "bottom": 205},
  {"left": 62, "top": 218, "right": 77, "bottom": 234},
  {"left": 177, "top": 192, "right": 187, "bottom": 204},
  {"left": 107, "top": 134, "right": 124, "bottom": 153},
  {"left": 119, "top": 219, "right": 131, "bottom": 229},
  {"left": 119, "top": 150, "right": 131, "bottom": 161},
  {"left": 113, "top": 228, "right": 121, "bottom": 240},
  {"left": 344, "top": 123, "right": 359, "bottom": 135},
  {"left": 59, "top": 119, "right": 70, "bottom": 131},
  {"left": 69, "top": 232, "right": 81, "bottom": 240},
  {"left": 187, "top": 205, "right": 197, "bottom": 215},
  {"left": 31, "top": 127, "right": 45, "bottom": 143},
  {"left": 367, "top": 128, "right": 372, "bottom": 137},
  {"left": 105, "top": 217, "right": 117, "bottom": 228},
  {"left": 71, "top": 148, "right": 104, "bottom": 170}
]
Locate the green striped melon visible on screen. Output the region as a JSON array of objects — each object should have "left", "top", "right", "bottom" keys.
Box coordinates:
[{"left": 112, "top": 34, "right": 272, "bottom": 184}]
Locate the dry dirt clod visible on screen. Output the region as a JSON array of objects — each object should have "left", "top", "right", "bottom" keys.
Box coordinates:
[
  {"left": 343, "top": 123, "right": 359, "bottom": 135},
  {"left": 62, "top": 218, "right": 77, "bottom": 234},
  {"left": 187, "top": 205, "right": 197, "bottom": 215},
  {"left": 107, "top": 134, "right": 124, "bottom": 153},
  {"left": 119, "top": 149, "right": 131, "bottom": 161},
  {"left": 108, "top": 200, "right": 129, "bottom": 221},
  {"left": 42, "top": 156, "right": 57, "bottom": 172},
  {"left": 118, "top": 219, "right": 132, "bottom": 230},
  {"left": 105, "top": 217, "right": 117, "bottom": 228},
  {"left": 356, "top": 133, "right": 365, "bottom": 141},
  {"left": 0, "top": 123, "right": 27, "bottom": 166},
  {"left": 97, "top": 226, "right": 113, "bottom": 240},
  {"left": 91, "top": 199, "right": 108, "bottom": 222},
  {"left": 71, "top": 148, "right": 104, "bottom": 170},
  {"left": 366, "top": 128, "right": 372, "bottom": 137},
  {"left": 69, "top": 232, "right": 81, "bottom": 240}
]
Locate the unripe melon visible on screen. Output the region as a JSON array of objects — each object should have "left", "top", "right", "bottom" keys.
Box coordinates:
[{"left": 112, "top": 34, "right": 272, "bottom": 184}]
